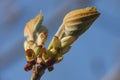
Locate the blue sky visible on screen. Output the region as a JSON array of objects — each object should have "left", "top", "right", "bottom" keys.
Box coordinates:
[{"left": 0, "top": 0, "right": 120, "bottom": 80}]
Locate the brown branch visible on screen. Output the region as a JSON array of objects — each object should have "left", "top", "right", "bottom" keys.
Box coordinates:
[
  {"left": 30, "top": 57, "right": 56, "bottom": 80},
  {"left": 30, "top": 63, "right": 46, "bottom": 80}
]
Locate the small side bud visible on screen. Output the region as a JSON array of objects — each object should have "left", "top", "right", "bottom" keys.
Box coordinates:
[
  {"left": 36, "top": 31, "right": 48, "bottom": 46},
  {"left": 24, "top": 60, "right": 36, "bottom": 71},
  {"left": 48, "top": 36, "right": 61, "bottom": 51},
  {"left": 25, "top": 49, "right": 36, "bottom": 62},
  {"left": 34, "top": 45, "right": 42, "bottom": 56}
]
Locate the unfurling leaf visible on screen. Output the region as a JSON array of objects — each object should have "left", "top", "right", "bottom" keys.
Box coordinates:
[
  {"left": 54, "top": 6, "right": 100, "bottom": 52},
  {"left": 46, "top": 6, "right": 100, "bottom": 63},
  {"left": 24, "top": 12, "right": 49, "bottom": 71},
  {"left": 25, "top": 49, "right": 36, "bottom": 62},
  {"left": 48, "top": 36, "right": 61, "bottom": 51},
  {"left": 23, "top": 7, "right": 100, "bottom": 76},
  {"left": 55, "top": 6, "right": 100, "bottom": 39},
  {"left": 24, "top": 12, "right": 48, "bottom": 41},
  {"left": 47, "top": 36, "right": 61, "bottom": 58},
  {"left": 36, "top": 31, "right": 48, "bottom": 46}
]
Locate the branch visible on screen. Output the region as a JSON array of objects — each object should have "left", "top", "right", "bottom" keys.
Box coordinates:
[
  {"left": 30, "top": 63, "right": 46, "bottom": 80},
  {"left": 30, "top": 57, "right": 55, "bottom": 80}
]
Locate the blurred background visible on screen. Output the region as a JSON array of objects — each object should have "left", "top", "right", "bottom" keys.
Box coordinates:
[{"left": 0, "top": 0, "right": 120, "bottom": 80}]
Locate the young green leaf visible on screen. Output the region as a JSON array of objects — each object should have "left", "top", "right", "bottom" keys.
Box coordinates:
[
  {"left": 24, "top": 12, "right": 48, "bottom": 41},
  {"left": 55, "top": 6, "right": 100, "bottom": 39}
]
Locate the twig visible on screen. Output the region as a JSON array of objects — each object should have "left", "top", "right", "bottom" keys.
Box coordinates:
[
  {"left": 30, "top": 63, "right": 46, "bottom": 80},
  {"left": 30, "top": 57, "right": 56, "bottom": 80}
]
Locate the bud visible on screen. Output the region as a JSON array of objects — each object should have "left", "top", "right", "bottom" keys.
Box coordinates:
[
  {"left": 24, "top": 11, "right": 48, "bottom": 41},
  {"left": 33, "top": 45, "right": 42, "bottom": 57},
  {"left": 55, "top": 6, "right": 100, "bottom": 39},
  {"left": 25, "top": 49, "right": 36, "bottom": 62},
  {"left": 47, "top": 36, "right": 63, "bottom": 63},
  {"left": 41, "top": 48, "right": 50, "bottom": 62},
  {"left": 48, "top": 36, "right": 61, "bottom": 51},
  {"left": 63, "top": 7, "right": 100, "bottom": 36},
  {"left": 46, "top": 36, "right": 61, "bottom": 62},
  {"left": 36, "top": 31, "right": 48, "bottom": 46}
]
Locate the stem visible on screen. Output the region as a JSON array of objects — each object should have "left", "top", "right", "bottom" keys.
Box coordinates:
[
  {"left": 30, "top": 63, "right": 46, "bottom": 80},
  {"left": 30, "top": 57, "right": 56, "bottom": 80}
]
